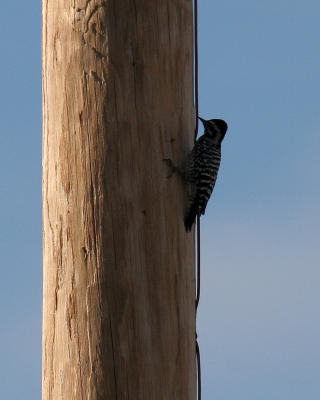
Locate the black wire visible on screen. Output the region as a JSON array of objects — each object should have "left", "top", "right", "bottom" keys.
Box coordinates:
[
  {"left": 195, "top": 214, "right": 200, "bottom": 310},
  {"left": 196, "top": 338, "right": 201, "bottom": 400},
  {"left": 194, "top": 0, "right": 199, "bottom": 143},
  {"left": 194, "top": 0, "right": 201, "bottom": 399}
]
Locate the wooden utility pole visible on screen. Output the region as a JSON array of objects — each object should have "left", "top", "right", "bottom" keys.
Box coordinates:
[{"left": 42, "top": 1, "right": 195, "bottom": 398}]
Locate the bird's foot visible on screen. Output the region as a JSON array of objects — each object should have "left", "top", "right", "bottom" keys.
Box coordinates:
[{"left": 163, "top": 158, "right": 176, "bottom": 179}]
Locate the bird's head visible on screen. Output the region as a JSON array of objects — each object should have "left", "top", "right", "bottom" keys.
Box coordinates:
[{"left": 198, "top": 117, "right": 228, "bottom": 145}]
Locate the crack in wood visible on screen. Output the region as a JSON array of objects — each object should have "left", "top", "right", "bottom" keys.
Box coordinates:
[{"left": 109, "top": 316, "right": 118, "bottom": 399}]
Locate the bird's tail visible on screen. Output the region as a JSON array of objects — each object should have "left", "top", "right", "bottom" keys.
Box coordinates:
[{"left": 184, "top": 193, "right": 199, "bottom": 232}]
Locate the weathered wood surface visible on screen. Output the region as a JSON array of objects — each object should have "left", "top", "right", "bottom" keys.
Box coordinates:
[{"left": 42, "top": 0, "right": 195, "bottom": 398}]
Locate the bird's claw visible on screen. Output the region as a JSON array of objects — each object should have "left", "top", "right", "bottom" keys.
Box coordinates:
[{"left": 163, "top": 158, "right": 175, "bottom": 179}]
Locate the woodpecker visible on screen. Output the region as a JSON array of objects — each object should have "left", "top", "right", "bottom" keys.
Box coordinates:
[{"left": 164, "top": 117, "right": 228, "bottom": 231}]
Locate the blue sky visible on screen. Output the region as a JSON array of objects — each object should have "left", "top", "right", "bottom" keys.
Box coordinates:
[{"left": 1, "top": 1, "right": 319, "bottom": 399}]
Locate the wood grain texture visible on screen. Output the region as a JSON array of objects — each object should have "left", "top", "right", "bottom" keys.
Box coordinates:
[{"left": 42, "top": 0, "right": 195, "bottom": 398}]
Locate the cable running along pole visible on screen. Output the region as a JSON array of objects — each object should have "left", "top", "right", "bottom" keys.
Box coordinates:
[{"left": 194, "top": 1, "right": 201, "bottom": 399}]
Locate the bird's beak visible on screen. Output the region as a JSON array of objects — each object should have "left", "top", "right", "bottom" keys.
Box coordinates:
[{"left": 198, "top": 116, "right": 206, "bottom": 124}]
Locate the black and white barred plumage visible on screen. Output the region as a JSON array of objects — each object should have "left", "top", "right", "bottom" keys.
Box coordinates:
[{"left": 164, "top": 117, "right": 227, "bottom": 231}]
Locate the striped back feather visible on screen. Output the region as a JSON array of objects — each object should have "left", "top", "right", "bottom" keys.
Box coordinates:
[{"left": 184, "top": 135, "right": 222, "bottom": 231}]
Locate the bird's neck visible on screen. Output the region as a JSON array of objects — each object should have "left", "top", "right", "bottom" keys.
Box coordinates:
[{"left": 205, "top": 131, "right": 221, "bottom": 147}]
